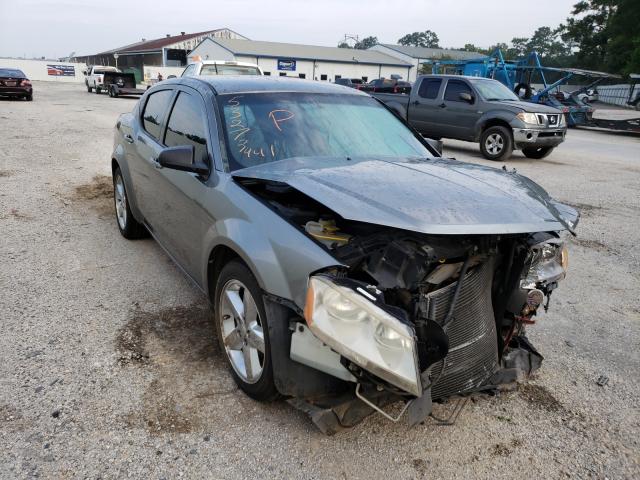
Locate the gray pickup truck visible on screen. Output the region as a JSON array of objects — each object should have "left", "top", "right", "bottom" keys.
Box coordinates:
[{"left": 374, "top": 74, "right": 567, "bottom": 161}]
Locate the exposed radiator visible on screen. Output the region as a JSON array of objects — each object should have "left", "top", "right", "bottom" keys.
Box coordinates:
[{"left": 423, "top": 259, "right": 499, "bottom": 399}]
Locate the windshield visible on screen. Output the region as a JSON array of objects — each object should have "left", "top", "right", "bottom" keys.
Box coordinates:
[
  {"left": 217, "top": 92, "right": 430, "bottom": 171},
  {"left": 470, "top": 79, "right": 518, "bottom": 101},
  {"left": 0, "top": 69, "right": 26, "bottom": 78},
  {"left": 201, "top": 65, "right": 261, "bottom": 76}
]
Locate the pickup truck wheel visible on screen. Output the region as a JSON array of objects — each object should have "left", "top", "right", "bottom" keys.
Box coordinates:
[
  {"left": 215, "top": 260, "right": 279, "bottom": 402},
  {"left": 87, "top": 85, "right": 92, "bottom": 93},
  {"left": 95, "top": 86, "right": 101, "bottom": 94},
  {"left": 522, "top": 146, "right": 554, "bottom": 159},
  {"left": 480, "top": 126, "right": 513, "bottom": 161},
  {"left": 113, "top": 167, "right": 147, "bottom": 239}
]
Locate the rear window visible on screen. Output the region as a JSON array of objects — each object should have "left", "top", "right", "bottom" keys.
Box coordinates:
[
  {"left": 95, "top": 67, "right": 120, "bottom": 74},
  {"left": 200, "top": 65, "right": 260, "bottom": 76},
  {"left": 418, "top": 79, "right": 442, "bottom": 99},
  {"left": 0, "top": 69, "right": 26, "bottom": 78},
  {"left": 142, "top": 90, "right": 173, "bottom": 141}
]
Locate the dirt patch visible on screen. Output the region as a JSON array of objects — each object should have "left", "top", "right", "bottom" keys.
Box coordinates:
[
  {"left": 570, "top": 237, "right": 618, "bottom": 256},
  {"left": 71, "top": 174, "right": 113, "bottom": 218},
  {"left": 0, "top": 170, "right": 13, "bottom": 177},
  {"left": 116, "top": 304, "right": 216, "bottom": 366},
  {"left": 491, "top": 438, "right": 523, "bottom": 457},
  {"left": 519, "top": 384, "right": 565, "bottom": 413},
  {"left": 561, "top": 201, "right": 605, "bottom": 217},
  {"left": 1, "top": 208, "right": 34, "bottom": 221},
  {"left": 0, "top": 404, "right": 28, "bottom": 432},
  {"left": 119, "top": 304, "right": 240, "bottom": 434}
]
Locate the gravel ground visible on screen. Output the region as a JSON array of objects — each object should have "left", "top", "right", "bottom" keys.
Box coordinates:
[{"left": 1, "top": 81, "right": 639, "bottom": 479}]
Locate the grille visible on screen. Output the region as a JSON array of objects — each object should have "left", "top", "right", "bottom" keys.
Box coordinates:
[
  {"left": 423, "top": 259, "right": 499, "bottom": 399},
  {"left": 537, "top": 113, "right": 560, "bottom": 127}
]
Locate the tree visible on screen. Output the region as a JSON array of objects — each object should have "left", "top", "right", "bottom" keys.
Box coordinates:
[
  {"left": 337, "top": 41, "right": 352, "bottom": 49},
  {"left": 509, "top": 37, "right": 530, "bottom": 58},
  {"left": 397, "top": 30, "right": 440, "bottom": 48},
  {"left": 560, "top": 0, "right": 616, "bottom": 70},
  {"left": 603, "top": 0, "right": 640, "bottom": 74},
  {"left": 527, "top": 26, "right": 570, "bottom": 58},
  {"left": 354, "top": 36, "right": 379, "bottom": 50}
]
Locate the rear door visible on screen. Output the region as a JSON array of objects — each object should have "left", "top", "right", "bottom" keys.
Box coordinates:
[
  {"left": 439, "top": 79, "right": 478, "bottom": 140},
  {"left": 408, "top": 77, "right": 444, "bottom": 136},
  {"left": 145, "top": 86, "right": 214, "bottom": 278}
]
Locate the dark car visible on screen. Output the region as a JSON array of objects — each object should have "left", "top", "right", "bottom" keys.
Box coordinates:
[
  {"left": 335, "top": 78, "right": 364, "bottom": 88},
  {"left": 374, "top": 75, "right": 567, "bottom": 161},
  {"left": 111, "top": 76, "right": 577, "bottom": 433},
  {"left": 0, "top": 68, "right": 32, "bottom": 101},
  {"left": 358, "top": 77, "right": 411, "bottom": 94}
]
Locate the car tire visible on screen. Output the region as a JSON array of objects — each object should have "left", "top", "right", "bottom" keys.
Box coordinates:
[
  {"left": 522, "top": 146, "right": 555, "bottom": 159},
  {"left": 480, "top": 126, "right": 513, "bottom": 161},
  {"left": 108, "top": 87, "right": 114, "bottom": 98},
  {"left": 87, "top": 84, "right": 92, "bottom": 93},
  {"left": 113, "top": 167, "right": 147, "bottom": 239},
  {"left": 25, "top": 94, "right": 33, "bottom": 101},
  {"left": 214, "top": 260, "right": 279, "bottom": 402}
]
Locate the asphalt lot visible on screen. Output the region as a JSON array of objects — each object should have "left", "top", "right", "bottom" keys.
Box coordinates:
[{"left": 1, "top": 81, "right": 639, "bottom": 479}]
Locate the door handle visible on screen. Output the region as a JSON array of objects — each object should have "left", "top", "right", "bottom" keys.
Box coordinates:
[
  {"left": 439, "top": 103, "right": 446, "bottom": 108},
  {"left": 137, "top": 135, "right": 147, "bottom": 145},
  {"left": 123, "top": 134, "right": 134, "bottom": 144}
]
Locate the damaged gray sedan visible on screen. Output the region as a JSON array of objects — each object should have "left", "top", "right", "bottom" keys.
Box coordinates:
[{"left": 111, "top": 76, "right": 578, "bottom": 433}]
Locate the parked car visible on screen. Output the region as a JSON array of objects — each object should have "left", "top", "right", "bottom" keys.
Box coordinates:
[
  {"left": 0, "top": 68, "right": 32, "bottom": 101},
  {"left": 576, "top": 88, "right": 598, "bottom": 104},
  {"left": 84, "top": 65, "right": 121, "bottom": 93},
  {"left": 358, "top": 77, "right": 411, "bottom": 94},
  {"left": 374, "top": 74, "right": 567, "bottom": 161},
  {"left": 335, "top": 78, "right": 364, "bottom": 88},
  {"left": 111, "top": 76, "right": 578, "bottom": 433},
  {"left": 181, "top": 60, "right": 263, "bottom": 77}
]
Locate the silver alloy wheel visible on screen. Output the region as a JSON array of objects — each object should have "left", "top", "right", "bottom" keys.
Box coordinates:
[
  {"left": 219, "top": 279, "right": 265, "bottom": 384},
  {"left": 485, "top": 133, "right": 504, "bottom": 155},
  {"left": 114, "top": 174, "right": 127, "bottom": 230}
]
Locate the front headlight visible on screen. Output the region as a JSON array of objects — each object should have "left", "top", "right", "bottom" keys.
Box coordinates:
[
  {"left": 521, "top": 241, "right": 568, "bottom": 289},
  {"left": 304, "top": 275, "right": 421, "bottom": 396},
  {"left": 516, "top": 112, "right": 540, "bottom": 125}
]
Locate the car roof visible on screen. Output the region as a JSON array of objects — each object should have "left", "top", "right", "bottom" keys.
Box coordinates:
[
  {"left": 172, "top": 76, "right": 369, "bottom": 96},
  {"left": 421, "top": 74, "right": 496, "bottom": 81}
]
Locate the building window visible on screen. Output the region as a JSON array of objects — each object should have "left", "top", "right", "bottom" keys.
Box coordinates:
[
  {"left": 279, "top": 72, "right": 287, "bottom": 77},
  {"left": 361, "top": 76, "right": 368, "bottom": 82},
  {"left": 263, "top": 71, "right": 271, "bottom": 76},
  {"left": 298, "top": 73, "right": 306, "bottom": 79},
  {"left": 335, "top": 75, "right": 341, "bottom": 81},
  {"left": 320, "top": 74, "right": 327, "bottom": 81}
]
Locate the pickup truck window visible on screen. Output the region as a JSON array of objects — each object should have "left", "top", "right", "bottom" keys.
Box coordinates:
[
  {"left": 164, "top": 91, "right": 208, "bottom": 163},
  {"left": 418, "top": 79, "right": 442, "bottom": 99},
  {"left": 142, "top": 90, "right": 173, "bottom": 141},
  {"left": 217, "top": 92, "right": 430, "bottom": 171},
  {"left": 444, "top": 80, "right": 473, "bottom": 102},
  {"left": 201, "top": 65, "right": 261, "bottom": 76}
]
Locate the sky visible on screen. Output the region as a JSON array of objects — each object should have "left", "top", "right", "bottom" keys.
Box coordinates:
[{"left": 0, "top": 0, "right": 579, "bottom": 59}]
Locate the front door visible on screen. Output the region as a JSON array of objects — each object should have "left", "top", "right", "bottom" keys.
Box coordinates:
[{"left": 439, "top": 79, "right": 478, "bottom": 140}]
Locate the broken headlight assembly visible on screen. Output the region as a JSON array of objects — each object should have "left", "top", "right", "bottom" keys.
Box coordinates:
[
  {"left": 304, "top": 275, "right": 421, "bottom": 396},
  {"left": 521, "top": 239, "right": 568, "bottom": 290}
]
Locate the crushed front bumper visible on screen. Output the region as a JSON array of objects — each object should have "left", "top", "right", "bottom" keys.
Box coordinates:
[{"left": 513, "top": 128, "right": 566, "bottom": 149}]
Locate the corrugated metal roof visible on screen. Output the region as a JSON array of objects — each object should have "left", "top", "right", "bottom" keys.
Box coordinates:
[
  {"left": 204, "top": 38, "right": 412, "bottom": 66},
  {"left": 98, "top": 28, "right": 240, "bottom": 55},
  {"left": 378, "top": 44, "right": 483, "bottom": 60}
]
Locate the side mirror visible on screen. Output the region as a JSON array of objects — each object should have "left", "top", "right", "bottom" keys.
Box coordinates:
[
  {"left": 158, "top": 145, "right": 209, "bottom": 176},
  {"left": 459, "top": 92, "right": 473, "bottom": 103}
]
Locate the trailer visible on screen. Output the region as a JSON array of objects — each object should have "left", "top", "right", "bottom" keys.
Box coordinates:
[
  {"left": 103, "top": 71, "right": 145, "bottom": 98},
  {"left": 429, "top": 50, "right": 640, "bottom": 133}
]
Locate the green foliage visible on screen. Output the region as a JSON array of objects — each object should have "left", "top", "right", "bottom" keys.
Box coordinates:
[
  {"left": 337, "top": 36, "right": 379, "bottom": 50},
  {"left": 398, "top": 30, "right": 440, "bottom": 48}
]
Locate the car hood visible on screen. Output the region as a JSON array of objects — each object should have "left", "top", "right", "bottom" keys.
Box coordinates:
[
  {"left": 232, "top": 156, "right": 578, "bottom": 235},
  {"left": 495, "top": 100, "right": 563, "bottom": 114}
]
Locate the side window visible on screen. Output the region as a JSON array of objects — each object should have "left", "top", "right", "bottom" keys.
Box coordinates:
[
  {"left": 164, "top": 91, "right": 208, "bottom": 164},
  {"left": 418, "top": 79, "right": 442, "bottom": 99},
  {"left": 142, "top": 90, "right": 173, "bottom": 141},
  {"left": 444, "top": 80, "right": 473, "bottom": 102}
]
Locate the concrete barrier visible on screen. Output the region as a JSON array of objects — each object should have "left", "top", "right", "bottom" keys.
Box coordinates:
[{"left": 0, "top": 58, "right": 86, "bottom": 83}]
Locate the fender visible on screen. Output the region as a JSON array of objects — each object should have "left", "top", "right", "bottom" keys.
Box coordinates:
[
  {"left": 473, "top": 110, "right": 518, "bottom": 142},
  {"left": 111, "top": 116, "right": 145, "bottom": 223},
  {"left": 199, "top": 177, "right": 344, "bottom": 309}
]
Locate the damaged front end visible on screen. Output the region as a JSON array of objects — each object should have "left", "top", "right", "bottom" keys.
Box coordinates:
[{"left": 233, "top": 168, "right": 575, "bottom": 433}]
